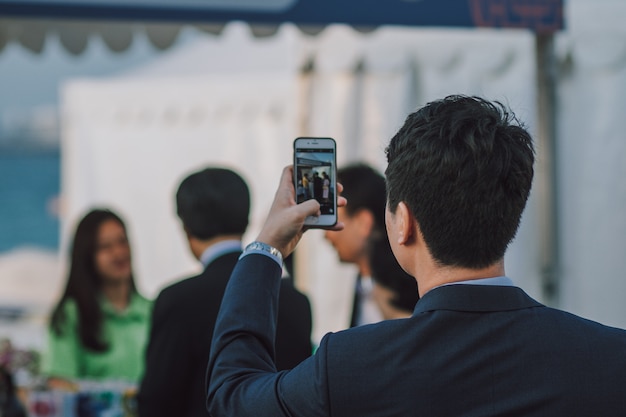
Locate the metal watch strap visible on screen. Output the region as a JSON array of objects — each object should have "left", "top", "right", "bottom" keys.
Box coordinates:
[{"left": 244, "top": 241, "right": 283, "bottom": 264}]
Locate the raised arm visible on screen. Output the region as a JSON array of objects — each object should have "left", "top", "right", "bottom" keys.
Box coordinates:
[{"left": 206, "top": 166, "right": 345, "bottom": 417}]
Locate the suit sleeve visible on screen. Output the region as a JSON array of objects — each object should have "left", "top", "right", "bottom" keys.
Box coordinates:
[
  {"left": 206, "top": 254, "right": 330, "bottom": 417},
  {"left": 137, "top": 289, "right": 192, "bottom": 417}
]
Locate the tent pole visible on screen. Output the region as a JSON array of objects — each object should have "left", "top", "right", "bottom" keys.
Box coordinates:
[
  {"left": 293, "top": 57, "right": 316, "bottom": 294},
  {"left": 535, "top": 33, "right": 560, "bottom": 306}
]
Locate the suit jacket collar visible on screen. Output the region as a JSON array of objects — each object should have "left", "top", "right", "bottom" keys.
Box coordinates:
[
  {"left": 413, "top": 284, "right": 543, "bottom": 315},
  {"left": 200, "top": 240, "right": 242, "bottom": 268},
  {"left": 203, "top": 250, "right": 242, "bottom": 273}
]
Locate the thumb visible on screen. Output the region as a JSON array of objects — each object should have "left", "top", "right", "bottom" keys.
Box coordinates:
[{"left": 294, "top": 198, "right": 321, "bottom": 220}]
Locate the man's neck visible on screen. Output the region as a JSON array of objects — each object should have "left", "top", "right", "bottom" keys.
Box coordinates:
[
  {"left": 192, "top": 234, "right": 242, "bottom": 260},
  {"left": 357, "top": 257, "right": 371, "bottom": 278},
  {"left": 416, "top": 260, "right": 506, "bottom": 297}
]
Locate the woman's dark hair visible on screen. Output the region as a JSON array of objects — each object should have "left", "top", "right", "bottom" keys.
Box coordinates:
[
  {"left": 50, "top": 209, "right": 137, "bottom": 352},
  {"left": 370, "top": 236, "right": 419, "bottom": 314}
]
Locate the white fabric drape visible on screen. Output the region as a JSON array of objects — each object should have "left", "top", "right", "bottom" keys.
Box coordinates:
[
  {"left": 61, "top": 2, "right": 626, "bottom": 345},
  {"left": 62, "top": 73, "right": 300, "bottom": 296},
  {"left": 556, "top": 1, "right": 626, "bottom": 329}
]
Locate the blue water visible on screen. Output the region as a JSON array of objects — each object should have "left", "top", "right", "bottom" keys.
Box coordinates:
[{"left": 0, "top": 150, "right": 60, "bottom": 252}]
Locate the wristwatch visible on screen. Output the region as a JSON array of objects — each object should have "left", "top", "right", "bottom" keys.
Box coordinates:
[{"left": 244, "top": 241, "right": 283, "bottom": 264}]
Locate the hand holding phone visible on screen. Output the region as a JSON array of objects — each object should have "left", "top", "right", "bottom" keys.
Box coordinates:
[
  {"left": 256, "top": 166, "right": 345, "bottom": 258},
  {"left": 293, "top": 137, "right": 337, "bottom": 228}
]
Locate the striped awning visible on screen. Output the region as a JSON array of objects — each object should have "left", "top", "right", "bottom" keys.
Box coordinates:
[{"left": 0, "top": 0, "right": 564, "bottom": 55}]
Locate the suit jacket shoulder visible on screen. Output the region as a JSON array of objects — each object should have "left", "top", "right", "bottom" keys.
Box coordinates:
[
  {"left": 320, "top": 285, "right": 626, "bottom": 416},
  {"left": 208, "top": 260, "right": 626, "bottom": 417}
]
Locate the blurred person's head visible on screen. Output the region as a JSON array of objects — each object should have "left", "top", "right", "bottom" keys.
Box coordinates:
[
  {"left": 369, "top": 236, "right": 419, "bottom": 319},
  {"left": 73, "top": 209, "right": 133, "bottom": 285},
  {"left": 176, "top": 167, "right": 250, "bottom": 258},
  {"left": 384, "top": 95, "right": 534, "bottom": 282},
  {"left": 324, "top": 163, "right": 386, "bottom": 275},
  {"left": 52, "top": 208, "right": 137, "bottom": 351}
]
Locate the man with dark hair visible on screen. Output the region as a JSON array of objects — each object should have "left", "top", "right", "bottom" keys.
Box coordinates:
[
  {"left": 324, "top": 163, "right": 387, "bottom": 326},
  {"left": 137, "top": 167, "right": 313, "bottom": 417},
  {"left": 206, "top": 96, "right": 626, "bottom": 416}
]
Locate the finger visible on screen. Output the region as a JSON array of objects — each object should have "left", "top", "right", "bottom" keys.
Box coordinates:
[
  {"left": 273, "top": 165, "right": 296, "bottom": 205},
  {"left": 337, "top": 196, "right": 347, "bottom": 208},
  {"left": 282, "top": 165, "right": 294, "bottom": 187},
  {"left": 294, "top": 198, "right": 320, "bottom": 219},
  {"left": 280, "top": 165, "right": 296, "bottom": 195}
]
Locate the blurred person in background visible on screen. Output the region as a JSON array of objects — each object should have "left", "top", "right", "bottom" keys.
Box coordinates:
[
  {"left": 137, "top": 167, "right": 312, "bottom": 417},
  {"left": 43, "top": 209, "right": 152, "bottom": 388},
  {"left": 369, "top": 236, "right": 419, "bottom": 320},
  {"left": 324, "top": 163, "right": 387, "bottom": 327}
]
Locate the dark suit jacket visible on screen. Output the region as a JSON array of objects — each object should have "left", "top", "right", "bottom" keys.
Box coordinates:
[
  {"left": 208, "top": 253, "right": 626, "bottom": 417},
  {"left": 137, "top": 251, "right": 312, "bottom": 417}
]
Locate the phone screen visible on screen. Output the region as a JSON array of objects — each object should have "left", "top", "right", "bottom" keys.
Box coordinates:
[{"left": 293, "top": 137, "right": 337, "bottom": 227}]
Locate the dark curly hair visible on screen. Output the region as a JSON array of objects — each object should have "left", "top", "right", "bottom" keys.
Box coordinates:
[{"left": 385, "top": 95, "right": 535, "bottom": 268}]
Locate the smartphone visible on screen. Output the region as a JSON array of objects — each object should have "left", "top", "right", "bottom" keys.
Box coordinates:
[{"left": 293, "top": 137, "right": 337, "bottom": 227}]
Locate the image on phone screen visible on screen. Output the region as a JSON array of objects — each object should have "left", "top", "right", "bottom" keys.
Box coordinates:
[{"left": 294, "top": 137, "right": 336, "bottom": 226}]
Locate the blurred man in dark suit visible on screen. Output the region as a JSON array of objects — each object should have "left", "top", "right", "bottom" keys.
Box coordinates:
[{"left": 137, "top": 167, "right": 312, "bottom": 417}]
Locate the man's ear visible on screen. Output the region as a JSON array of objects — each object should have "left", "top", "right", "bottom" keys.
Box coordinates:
[
  {"left": 354, "top": 208, "right": 375, "bottom": 237},
  {"left": 395, "top": 202, "right": 415, "bottom": 246},
  {"left": 183, "top": 225, "right": 192, "bottom": 239}
]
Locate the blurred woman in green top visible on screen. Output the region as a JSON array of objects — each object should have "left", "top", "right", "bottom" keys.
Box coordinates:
[{"left": 43, "top": 209, "right": 152, "bottom": 388}]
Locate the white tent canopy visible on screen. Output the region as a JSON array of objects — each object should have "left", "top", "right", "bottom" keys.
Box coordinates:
[
  {"left": 61, "top": 22, "right": 543, "bottom": 342},
  {"left": 59, "top": 1, "right": 626, "bottom": 343}
]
